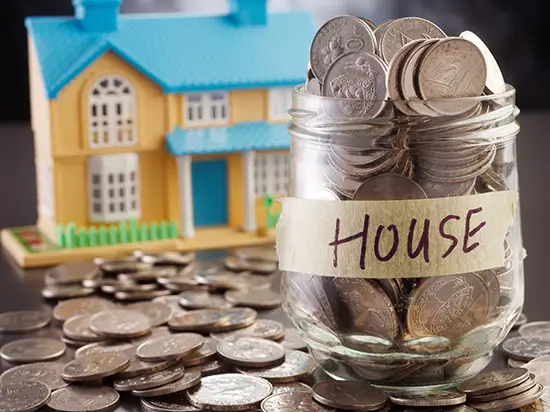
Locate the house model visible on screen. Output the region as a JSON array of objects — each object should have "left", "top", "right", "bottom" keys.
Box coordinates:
[{"left": 1, "top": 0, "right": 315, "bottom": 267}]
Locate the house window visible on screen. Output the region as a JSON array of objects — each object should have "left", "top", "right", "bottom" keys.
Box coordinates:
[
  {"left": 87, "top": 153, "right": 141, "bottom": 223},
  {"left": 184, "top": 92, "right": 229, "bottom": 125},
  {"left": 268, "top": 88, "right": 293, "bottom": 120},
  {"left": 88, "top": 75, "right": 137, "bottom": 148},
  {"left": 36, "top": 161, "right": 54, "bottom": 220},
  {"left": 254, "top": 152, "right": 290, "bottom": 197}
]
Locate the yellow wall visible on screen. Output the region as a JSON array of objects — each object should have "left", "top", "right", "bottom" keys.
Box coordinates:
[{"left": 230, "top": 90, "right": 267, "bottom": 124}]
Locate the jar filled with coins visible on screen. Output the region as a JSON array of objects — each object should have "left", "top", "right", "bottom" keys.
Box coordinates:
[{"left": 277, "top": 16, "right": 524, "bottom": 389}]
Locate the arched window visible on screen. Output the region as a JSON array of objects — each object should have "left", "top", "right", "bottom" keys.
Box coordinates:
[{"left": 88, "top": 75, "right": 137, "bottom": 148}]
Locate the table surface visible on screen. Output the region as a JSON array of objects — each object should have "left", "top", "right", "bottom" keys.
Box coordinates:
[{"left": 1, "top": 114, "right": 549, "bottom": 408}]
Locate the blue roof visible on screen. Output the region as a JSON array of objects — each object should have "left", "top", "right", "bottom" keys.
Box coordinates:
[
  {"left": 166, "top": 122, "right": 290, "bottom": 155},
  {"left": 26, "top": 11, "right": 315, "bottom": 99}
]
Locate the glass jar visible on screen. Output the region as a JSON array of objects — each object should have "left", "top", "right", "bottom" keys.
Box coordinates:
[{"left": 280, "top": 85, "right": 523, "bottom": 390}]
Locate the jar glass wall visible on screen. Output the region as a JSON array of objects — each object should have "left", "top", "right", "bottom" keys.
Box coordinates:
[{"left": 281, "top": 85, "right": 523, "bottom": 390}]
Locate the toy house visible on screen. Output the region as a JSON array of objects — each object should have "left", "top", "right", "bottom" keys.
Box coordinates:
[{"left": 2, "top": 0, "right": 315, "bottom": 267}]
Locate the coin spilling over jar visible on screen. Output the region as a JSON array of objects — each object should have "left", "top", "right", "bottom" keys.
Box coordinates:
[{"left": 277, "top": 15, "right": 524, "bottom": 389}]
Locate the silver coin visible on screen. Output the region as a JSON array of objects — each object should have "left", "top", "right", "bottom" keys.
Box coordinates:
[
  {"left": 179, "top": 292, "right": 233, "bottom": 310},
  {"left": 469, "top": 374, "right": 537, "bottom": 402},
  {"left": 0, "top": 362, "right": 68, "bottom": 391},
  {"left": 217, "top": 338, "right": 285, "bottom": 368},
  {"left": 471, "top": 384, "right": 544, "bottom": 412},
  {"left": 131, "top": 326, "right": 173, "bottom": 345},
  {"left": 509, "top": 357, "right": 528, "bottom": 368},
  {"left": 113, "top": 363, "right": 186, "bottom": 391},
  {"left": 187, "top": 373, "right": 273, "bottom": 411},
  {"left": 127, "top": 301, "right": 174, "bottom": 327},
  {"left": 418, "top": 38, "right": 487, "bottom": 115},
  {"left": 45, "top": 261, "right": 98, "bottom": 285},
  {"left": 310, "top": 15, "right": 376, "bottom": 80},
  {"left": 53, "top": 297, "right": 117, "bottom": 323},
  {"left": 0, "top": 381, "right": 51, "bottom": 412},
  {"left": 0, "top": 311, "right": 51, "bottom": 333},
  {"left": 234, "top": 247, "right": 278, "bottom": 263},
  {"left": 261, "top": 392, "right": 335, "bottom": 412},
  {"left": 208, "top": 307, "right": 259, "bottom": 333},
  {"left": 137, "top": 333, "right": 204, "bottom": 361},
  {"left": 47, "top": 385, "right": 120, "bottom": 412},
  {"left": 313, "top": 381, "right": 387, "bottom": 411},
  {"left": 169, "top": 309, "right": 231, "bottom": 333},
  {"left": 519, "top": 322, "right": 550, "bottom": 340},
  {"left": 242, "top": 259, "right": 278, "bottom": 275},
  {"left": 141, "top": 395, "right": 201, "bottom": 412},
  {"left": 132, "top": 368, "right": 202, "bottom": 397},
  {"left": 117, "top": 354, "right": 178, "bottom": 379},
  {"left": 98, "top": 258, "right": 150, "bottom": 274},
  {"left": 305, "top": 77, "right": 321, "bottom": 95},
  {"left": 60, "top": 335, "right": 89, "bottom": 348},
  {"left": 89, "top": 309, "right": 152, "bottom": 338},
  {"left": 379, "top": 17, "right": 446, "bottom": 63},
  {"left": 139, "top": 251, "right": 195, "bottom": 266},
  {"left": 272, "top": 382, "right": 312, "bottom": 395},
  {"left": 460, "top": 30, "right": 506, "bottom": 95},
  {"left": 416, "top": 175, "right": 476, "bottom": 198},
  {"left": 236, "top": 350, "right": 316, "bottom": 383},
  {"left": 389, "top": 390, "right": 466, "bottom": 407},
  {"left": 115, "top": 289, "right": 171, "bottom": 301},
  {"left": 458, "top": 368, "right": 530, "bottom": 395},
  {"left": 211, "top": 319, "right": 285, "bottom": 342},
  {"left": 61, "top": 352, "right": 131, "bottom": 382},
  {"left": 75, "top": 341, "right": 135, "bottom": 358},
  {"left": 322, "top": 51, "right": 388, "bottom": 119},
  {"left": 101, "top": 282, "right": 158, "bottom": 294},
  {"left": 503, "top": 338, "right": 550, "bottom": 361},
  {"left": 199, "top": 359, "right": 225, "bottom": 376},
  {"left": 181, "top": 337, "right": 217, "bottom": 367},
  {"left": 353, "top": 173, "right": 427, "bottom": 200},
  {"left": 42, "top": 284, "right": 96, "bottom": 299},
  {"left": 153, "top": 295, "right": 188, "bottom": 315},
  {"left": 224, "top": 289, "right": 281, "bottom": 310},
  {"left": 0, "top": 338, "right": 66, "bottom": 363},
  {"left": 118, "top": 267, "right": 179, "bottom": 283},
  {"left": 281, "top": 328, "right": 308, "bottom": 351},
  {"left": 62, "top": 314, "right": 102, "bottom": 342}
]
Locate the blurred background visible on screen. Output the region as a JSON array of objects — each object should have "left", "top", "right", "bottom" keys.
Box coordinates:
[{"left": 1, "top": 0, "right": 548, "bottom": 123}]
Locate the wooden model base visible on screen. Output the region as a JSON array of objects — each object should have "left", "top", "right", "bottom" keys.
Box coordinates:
[{"left": 1, "top": 226, "right": 276, "bottom": 268}]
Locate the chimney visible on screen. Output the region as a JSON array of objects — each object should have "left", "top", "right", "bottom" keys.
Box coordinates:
[
  {"left": 229, "top": 0, "right": 267, "bottom": 26},
  {"left": 73, "top": 0, "right": 122, "bottom": 33}
]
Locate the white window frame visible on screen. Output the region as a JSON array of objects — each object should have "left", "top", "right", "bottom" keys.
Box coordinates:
[
  {"left": 36, "top": 160, "right": 54, "bottom": 221},
  {"left": 87, "top": 153, "right": 141, "bottom": 223},
  {"left": 184, "top": 92, "right": 229, "bottom": 126},
  {"left": 268, "top": 87, "right": 293, "bottom": 121},
  {"left": 254, "top": 152, "right": 290, "bottom": 197},
  {"left": 88, "top": 75, "right": 138, "bottom": 148}
]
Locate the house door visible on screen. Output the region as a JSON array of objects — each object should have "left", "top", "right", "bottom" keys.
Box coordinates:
[{"left": 192, "top": 159, "right": 228, "bottom": 227}]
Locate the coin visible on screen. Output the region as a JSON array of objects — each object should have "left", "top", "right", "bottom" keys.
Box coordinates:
[
  {"left": 519, "top": 322, "right": 550, "bottom": 340},
  {"left": 132, "top": 368, "right": 202, "bottom": 397},
  {"left": 352, "top": 173, "right": 427, "bottom": 200},
  {"left": 75, "top": 341, "right": 135, "bottom": 358},
  {"left": 179, "top": 292, "right": 233, "bottom": 310},
  {"left": 379, "top": 17, "right": 446, "bottom": 63},
  {"left": 470, "top": 384, "right": 544, "bottom": 412},
  {"left": 502, "top": 337, "right": 550, "bottom": 361},
  {"left": 469, "top": 374, "right": 537, "bottom": 402},
  {"left": 118, "top": 267, "right": 178, "bottom": 283},
  {"left": 47, "top": 385, "right": 120, "bottom": 412},
  {"left": 460, "top": 30, "right": 506, "bottom": 95},
  {"left": 0, "top": 362, "right": 68, "bottom": 391},
  {"left": 113, "top": 363, "right": 186, "bottom": 391},
  {"left": 199, "top": 359, "right": 225, "bottom": 376},
  {"left": 211, "top": 319, "right": 285, "bottom": 341},
  {"left": 53, "top": 297, "right": 116, "bottom": 322},
  {"left": 0, "top": 338, "right": 66, "bottom": 363},
  {"left": 0, "top": 381, "right": 51, "bottom": 412},
  {"left": 127, "top": 301, "right": 174, "bottom": 327},
  {"left": 45, "top": 261, "right": 98, "bottom": 285},
  {"left": 101, "top": 282, "right": 158, "bottom": 294},
  {"left": 310, "top": 15, "right": 376, "bottom": 80},
  {"left": 236, "top": 350, "right": 316, "bottom": 383},
  {"left": 153, "top": 295, "right": 188, "bottom": 315},
  {"left": 217, "top": 338, "right": 285, "bottom": 367},
  {"left": 89, "top": 309, "right": 152, "bottom": 338},
  {"left": 98, "top": 258, "right": 150, "bottom": 274},
  {"left": 115, "top": 289, "right": 171, "bottom": 301},
  {"left": 117, "top": 353, "right": 178, "bottom": 379},
  {"left": 181, "top": 337, "right": 217, "bottom": 366},
  {"left": 169, "top": 309, "right": 230, "bottom": 333},
  {"left": 62, "top": 314, "right": 102, "bottom": 342},
  {"left": 272, "top": 382, "right": 312, "bottom": 395},
  {"left": 458, "top": 368, "right": 530, "bottom": 395},
  {"left": 141, "top": 395, "right": 201, "bottom": 412},
  {"left": 0, "top": 310, "right": 51, "bottom": 333},
  {"left": 42, "top": 284, "right": 96, "bottom": 299},
  {"left": 61, "top": 352, "right": 131, "bottom": 382},
  {"left": 313, "top": 381, "right": 387, "bottom": 410},
  {"left": 261, "top": 391, "right": 335, "bottom": 412},
  {"left": 389, "top": 390, "right": 466, "bottom": 407},
  {"left": 509, "top": 358, "right": 528, "bottom": 368},
  {"left": 209, "top": 307, "right": 259, "bottom": 333},
  {"left": 137, "top": 333, "right": 204, "bottom": 361},
  {"left": 139, "top": 251, "right": 195, "bottom": 266},
  {"left": 131, "top": 326, "right": 173, "bottom": 345},
  {"left": 224, "top": 289, "right": 281, "bottom": 310},
  {"left": 281, "top": 328, "right": 308, "bottom": 351},
  {"left": 187, "top": 373, "right": 273, "bottom": 411}
]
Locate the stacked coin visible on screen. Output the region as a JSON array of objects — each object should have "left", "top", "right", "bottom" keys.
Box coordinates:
[{"left": 459, "top": 368, "right": 543, "bottom": 412}]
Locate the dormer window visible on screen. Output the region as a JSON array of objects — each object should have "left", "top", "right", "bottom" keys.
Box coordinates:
[{"left": 184, "top": 92, "right": 229, "bottom": 126}]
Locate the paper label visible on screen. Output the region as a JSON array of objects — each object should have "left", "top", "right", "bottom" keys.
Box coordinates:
[{"left": 276, "top": 191, "right": 518, "bottom": 278}]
